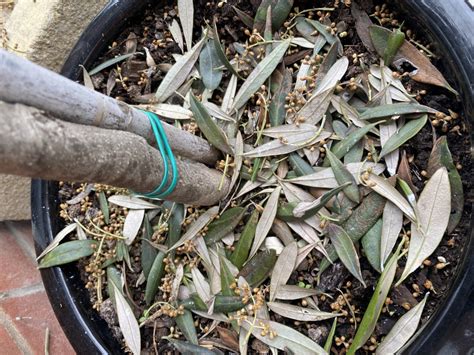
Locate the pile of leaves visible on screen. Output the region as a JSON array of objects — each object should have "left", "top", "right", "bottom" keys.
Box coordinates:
[{"left": 38, "top": 1, "right": 467, "bottom": 354}]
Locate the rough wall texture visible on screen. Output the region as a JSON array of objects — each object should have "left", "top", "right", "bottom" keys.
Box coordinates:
[{"left": 0, "top": 0, "right": 108, "bottom": 220}]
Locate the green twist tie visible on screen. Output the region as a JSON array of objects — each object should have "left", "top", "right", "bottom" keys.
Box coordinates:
[{"left": 137, "top": 111, "right": 178, "bottom": 199}]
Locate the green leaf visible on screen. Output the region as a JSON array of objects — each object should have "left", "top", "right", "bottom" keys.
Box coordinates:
[
  {"left": 326, "top": 149, "right": 360, "bottom": 203},
  {"left": 289, "top": 153, "right": 315, "bottom": 176},
  {"left": 379, "top": 114, "right": 427, "bottom": 158},
  {"left": 427, "top": 136, "right": 464, "bottom": 233},
  {"left": 155, "top": 35, "right": 206, "bottom": 102},
  {"left": 166, "top": 203, "right": 185, "bottom": 248},
  {"left": 324, "top": 318, "right": 337, "bottom": 353},
  {"left": 37, "top": 223, "right": 77, "bottom": 260},
  {"left": 269, "top": 242, "right": 297, "bottom": 301},
  {"left": 106, "top": 265, "right": 123, "bottom": 306},
  {"left": 141, "top": 214, "right": 157, "bottom": 279},
  {"left": 232, "top": 40, "right": 290, "bottom": 111},
  {"left": 205, "top": 207, "right": 246, "bottom": 245},
  {"left": 326, "top": 223, "right": 366, "bottom": 287},
  {"left": 230, "top": 209, "right": 259, "bottom": 269},
  {"left": 88, "top": 53, "right": 137, "bottom": 75},
  {"left": 232, "top": 6, "right": 254, "bottom": 28},
  {"left": 38, "top": 240, "right": 98, "bottom": 268},
  {"left": 144, "top": 251, "right": 165, "bottom": 304},
  {"left": 238, "top": 249, "right": 277, "bottom": 287},
  {"left": 175, "top": 310, "right": 199, "bottom": 344},
  {"left": 361, "top": 219, "right": 382, "bottom": 273},
  {"left": 382, "top": 27, "right": 406, "bottom": 65},
  {"left": 269, "top": 68, "right": 292, "bottom": 126},
  {"left": 190, "top": 94, "right": 233, "bottom": 154},
  {"left": 376, "top": 293, "right": 428, "bottom": 354},
  {"left": 199, "top": 39, "right": 224, "bottom": 90},
  {"left": 253, "top": 0, "right": 293, "bottom": 32},
  {"left": 220, "top": 255, "right": 236, "bottom": 296},
  {"left": 398, "top": 168, "right": 450, "bottom": 284},
  {"left": 212, "top": 23, "right": 242, "bottom": 79},
  {"left": 347, "top": 242, "right": 401, "bottom": 354},
  {"left": 306, "top": 18, "right": 343, "bottom": 54},
  {"left": 98, "top": 191, "right": 109, "bottom": 224},
  {"left": 181, "top": 294, "right": 244, "bottom": 313},
  {"left": 359, "top": 103, "right": 436, "bottom": 120},
  {"left": 268, "top": 302, "right": 338, "bottom": 322}
]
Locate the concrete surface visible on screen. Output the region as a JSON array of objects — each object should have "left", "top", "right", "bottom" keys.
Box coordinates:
[{"left": 0, "top": 0, "right": 108, "bottom": 221}]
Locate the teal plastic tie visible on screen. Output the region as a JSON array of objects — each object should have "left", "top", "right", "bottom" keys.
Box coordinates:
[{"left": 138, "top": 111, "right": 178, "bottom": 199}]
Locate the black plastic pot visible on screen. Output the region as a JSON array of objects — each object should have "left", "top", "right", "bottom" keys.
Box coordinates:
[{"left": 31, "top": 1, "right": 473, "bottom": 354}]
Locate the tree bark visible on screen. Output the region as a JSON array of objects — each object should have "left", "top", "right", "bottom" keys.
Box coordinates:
[
  {"left": 0, "top": 49, "right": 220, "bottom": 165},
  {"left": 0, "top": 102, "right": 229, "bottom": 206}
]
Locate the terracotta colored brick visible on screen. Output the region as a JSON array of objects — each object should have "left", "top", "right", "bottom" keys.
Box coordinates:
[
  {"left": 0, "top": 291, "right": 74, "bottom": 354},
  {"left": 0, "top": 225, "right": 41, "bottom": 292},
  {"left": 0, "top": 325, "right": 22, "bottom": 355},
  {"left": 5, "top": 221, "right": 36, "bottom": 261}
]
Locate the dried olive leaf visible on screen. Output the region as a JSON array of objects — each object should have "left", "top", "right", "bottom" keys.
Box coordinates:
[
  {"left": 243, "top": 130, "right": 331, "bottom": 158},
  {"left": 37, "top": 223, "right": 77, "bottom": 260},
  {"left": 141, "top": 214, "right": 157, "bottom": 278},
  {"left": 169, "top": 206, "right": 219, "bottom": 251},
  {"left": 203, "top": 102, "right": 235, "bottom": 122},
  {"left": 291, "top": 37, "right": 315, "bottom": 48},
  {"left": 289, "top": 162, "right": 385, "bottom": 188},
  {"left": 351, "top": 1, "right": 375, "bottom": 52},
  {"left": 190, "top": 94, "right": 233, "bottom": 154},
  {"left": 269, "top": 242, "right": 297, "bottom": 301},
  {"left": 170, "top": 339, "right": 220, "bottom": 354},
  {"left": 205, "top": 207, "right": 246, "bottom": 245},
  {"left": 327, "top": 223, "right": 366, "bottom": 287},
  {"left": 368, "top": 25, "right": 457, "bottom": 94},
  {"left": 331, "top": 95, "right": 366, "bottom": 128},
  {"left": 347, "top": 242, "right": 401, "bottom": 354},
  {"left": 238, "top": 249, "right": 277, "bottom": 287},
  {"left": 38, "top": 240, "right": 98, "bottom": 268},
  {"left": 376, "top": 293, "right": 429, "bottom": 354},
  {"left": 169, "top": 263, "right": 184, "bottom": 302},
  {"left": 169, "top": 19, "right": 184, "bottom": 52},
  {"left": 123, "top": 209, "right": 145, "bottom": 245},
  {"left": 178, "top": 0, "right": 194, "bottom": 51},
  {"left": 268, "top": 302, "right": 339, "bottom": 322},
  {"left": 275, "top": 285, "right": 320, "bottom": 300},
  {"left": 241, "top": 318, "right": 327, "bottom": 354},
  {"left": 313, "top": 57, "right": 349, "bottom": 96},
  {"left": 89, "top": 52, "right": 137, "bottom": 75},
  {"left": 427, "top": 136, "right": 464, "bottom": 233},
  {"left": 230, "top": 209, "right": 259, "bottom": 269},
  {"left": 151, "top": 103, "right": 193, "bottom": 120},
  {"left": 296, "top": 87, "right": 334, "bottom": 125},
  {"left": 199, "top": 40, "right": 224, "bottom": 90},
  {"left": 269, "top": 68, "right": 292, "bottom": 126},
  {"left": 262, "top": 123, "right": 320, "bottom": 138},
  {"left": 292, "top": 183, "right": 349, "bottom": 219},
  {"left": 155, "top": 35, "right": 205, "bottom": 102},
  {"left": 365, "top": 173, "right": 416, "bottom": 221},
  {"left": 232, "top": 40, "right": 290, "bottom": 111},
  {"left": 314, "top": 42, "right": 338, "bottom": 87},
  {"left": 145, "top": 251, "right": 165, "bottom": 304},
  {"left": 112, "top": 283, "right": 141, "bottom": 355},
  {"left": 175, "top": 310, "right": 199, "bottom": 344},
  {"left": 326, "top": 149, "right": 360, "bottom": 203},
  {"left": 250, "top": 187, "right": 281, "bottom": 258},
  {"left": 108, "top": 195, "right": 159, "bottom": 209},
  {"left": 361, "top": 219, "right": 382, "bottom": 273},
  {"left": 398, "top": 168, "right": 450, "bottom": 284},
  {"left": 380, "top": 202, "right": 403, "bottom": 269},
  {"left": 324, "top": 318, "right": 338, "bottom": 353},
  {"left": 359, "top": 103, "right": 435, "bottom": 120},
  {"left": 380, "top": 115, "right": 427, "bottom": 159},
  {"left": 191, "top": 267, "right": 212, "bottom": 303}
]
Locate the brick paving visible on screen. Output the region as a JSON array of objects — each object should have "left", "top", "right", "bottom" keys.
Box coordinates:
[{"left": 0, "top": 221, "right": 74, "bottom": 354}]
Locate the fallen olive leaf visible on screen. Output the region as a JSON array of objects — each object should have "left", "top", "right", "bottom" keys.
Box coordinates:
[
  {"left": 123, "top": 209, "right": 145, "bottom": 245},
  {"left": 268, "top": 302, "right": 339, "bottom": 322},
  {"left": 359, "top": 103, "right": 435, "bottom": 120},
  {"left": 175, "top": 310, "right": 199, "bottom": 344},
  {"left": 205, "top": 207, "right": 246, "bottom": 245},
  {"left": 269, "top": 68, "right": 293, "bottom": 127},
  {"left": 178, "top": 0, "right": 194, "bottom": 51},
  {"left": 275, "top": 284, "right": 320, "bottom": 300},
  {"left": 326, "top": 149, "right": 360, "bottom": 203},
  {"left": 37, "top": 223, "right": 77, "bottom": 260},
  {"left": 269, "top": 242, "right": 297, "bottom": 301},
  {"left": 169, "top": 19, "right": 184, "bottom": 52},
  {"left": 141, "top": 213, "right": 157, "bottom": 278},
  {"left": 361, "top": 219, "right": 382, "bottom": 273},
  {"left": 380, "top": 202, "right": 403, "bottom": 269},
  {"left": 191, "top": 267, "right": 212, "bottom": 304},
  {"left": 145, "top": 251, "right": 165, "bottom": 304},
  {"left": 380, "top": 114, "right": 427, "bottom": 158},
  {"left": 199, "top": 40, "right": 224, "bottom": 91},
  {"left": 89, "top": 53, "right": 137, "bottom": 75},
  {"left": 38, "top": 240, "right": 98, "bottom": 268},
  {"left": 239, "top": 249, "right": 277, "bottom": 287},
  {"left": 230, "top": 209, "right": 259, "bottom": 269},
  {"left": 108, "top": 195, "right": 159, "bottom": 209},
  {"left": 170, "top": 339, "right": 221, "bottom": 354}
]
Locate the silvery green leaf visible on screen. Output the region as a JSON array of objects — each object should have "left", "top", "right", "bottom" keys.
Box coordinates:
[
  {"left": 203, "top": 102, "right": 235, "bottom": 122},
  {"left": 327, "top": 223, "right": 366, "bottom": 287},
  {"left": 169, "top": 263, "right": 184, "bottom": 302},
  {"left": 243, "top": 130, "right": 331, "bottom": 158},
  {"left": 368, "top": 74, "right": 411, "bottom": 102},
  {"left": 313, "top": 57, "right": 349, "bottom": 96},
  {"left": 178, "top": 0, "right": 194, "bottom": 51},
  {"left": 376, "top": 293, "right": 428, "bottom": 354},
  {"left": 380, "top": 202, "right": 403, "bottom": 269},
  {"left": 361, "top": 219, "right": 383, "bottom": 273},
  {"left": 221, "top": 75, "right": 238, "bottom": 114},
  {"left": 295, "top": 61, "right": 311, "bottom": 90},
  {"left": 191, "top": 267, "right": 212, "bottom": 304},
  {"left": 212, "top": 23, "right": 241, "bottom": 79},
  {"left": 262, "top": 123, "right": 319, "bottom": 138},
  {"left": 232, "top": 40, "right": 290, "bottom": 110},
  {"left": 296, "top": 243, "right": 316, "bottom": 268},
  {"left": 169, "top": 206, "right": 219, "bottom": 251},
  {"left": 359, "top": 103, "right": 437, "bottom": 120},
  {"left": 326, "top": 149, "right": 360, "bottom": 203},
  {"left": 152, "top": 103, "right": 192, "bottom": 120},
  {"left": 169, "top": 19, "right": 184, "bottom": 52},
  {"left": 241, "top": 318, "right": 328, "bottom": 354},
  {"left": 155, "top": 35, "right": 205, "bottom": 102},
  {"left": 38, "top": 240, "right": 98, "bottom": 268},
  {"left": 289, "top": 162, "right": 385, "bottom": 188},
  {"left": 268, "top": 302, "right": 339, "bottom": 322},
  {"left": 108, "top": 195, "right": 159, "bottom": 210},
  {"left": 112, "top": 283, "right": 141, "bottom": 355},
  {"left": 288, "top": 221, "right": 320, "bottom": 244},
  {"left": 170, "top": 339, "right": 220, "bottom": 354},
  {"left": 250, "top": 187, "right": 281, "bottom": 258},
  {"left": 225, "top": 131, "right": 243, "bottom": 199},
  {"left": 81, "top": 65, "right": 94, "bottom": 90},
  {"left": 380, "top": 121, "right": 399, "bottom": 176},
  {"left": 37, "top": 223, "right": 77, "bottom": 260},
  {"left": 291, "top": 37, "right": 316, "bottom": 48},
  {"left": 275, "top": 285, "right": 320, "bottom": 300},
  {"left": 365, "top": 173, "right": 416, "bottom": 222},
  {"left": 306, "top": 18, "right": 342, "bottom": 54},
  {"left": 200, "top": 40, "right": 224, "bottom": 90},
  {"left": 370, "top": 64, "right": 410, "bottom": 94},
  {"left": 269, "top": 242, "right": 297, "bottom": 301},
  {"left": 89, "top": 53, "right": 137, "bottom": 75},
  {"left": 331, "top": 95, "right": 366, "bottom": 128},
  {"left": 296, "top": 87, "right": 334, "bottom": 125},
  {"left": 239, "top": 328, "right": 248, "bottom": 355},
  {"left": 123, "top": 209, "right": 145, "bottom": 245},
  {"left": 398, "top": 168, "right": 450, "bottom": 284}
]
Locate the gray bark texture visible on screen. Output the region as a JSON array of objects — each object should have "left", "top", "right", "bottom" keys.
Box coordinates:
[
  {"left": 0, "top": 102, "right": 229, "bottom": 206},
  {"left": 0, "top": 50, "right": 220, "bottom": 165}
]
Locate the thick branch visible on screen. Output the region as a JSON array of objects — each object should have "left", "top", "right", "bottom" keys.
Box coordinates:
[
  {"left": 0, "top": 50, "right": 220, "bottom": 165},
  {"left": 0, "top": 102, "right": 229, "bottom": 206}
]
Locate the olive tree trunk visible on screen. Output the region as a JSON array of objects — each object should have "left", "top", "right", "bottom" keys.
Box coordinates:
[
  {"left": 0, "top": 49, "right": 220, "bottom": 165},
  {"left": 0, "top": 102, "right": 229, "bottom": 206}
]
